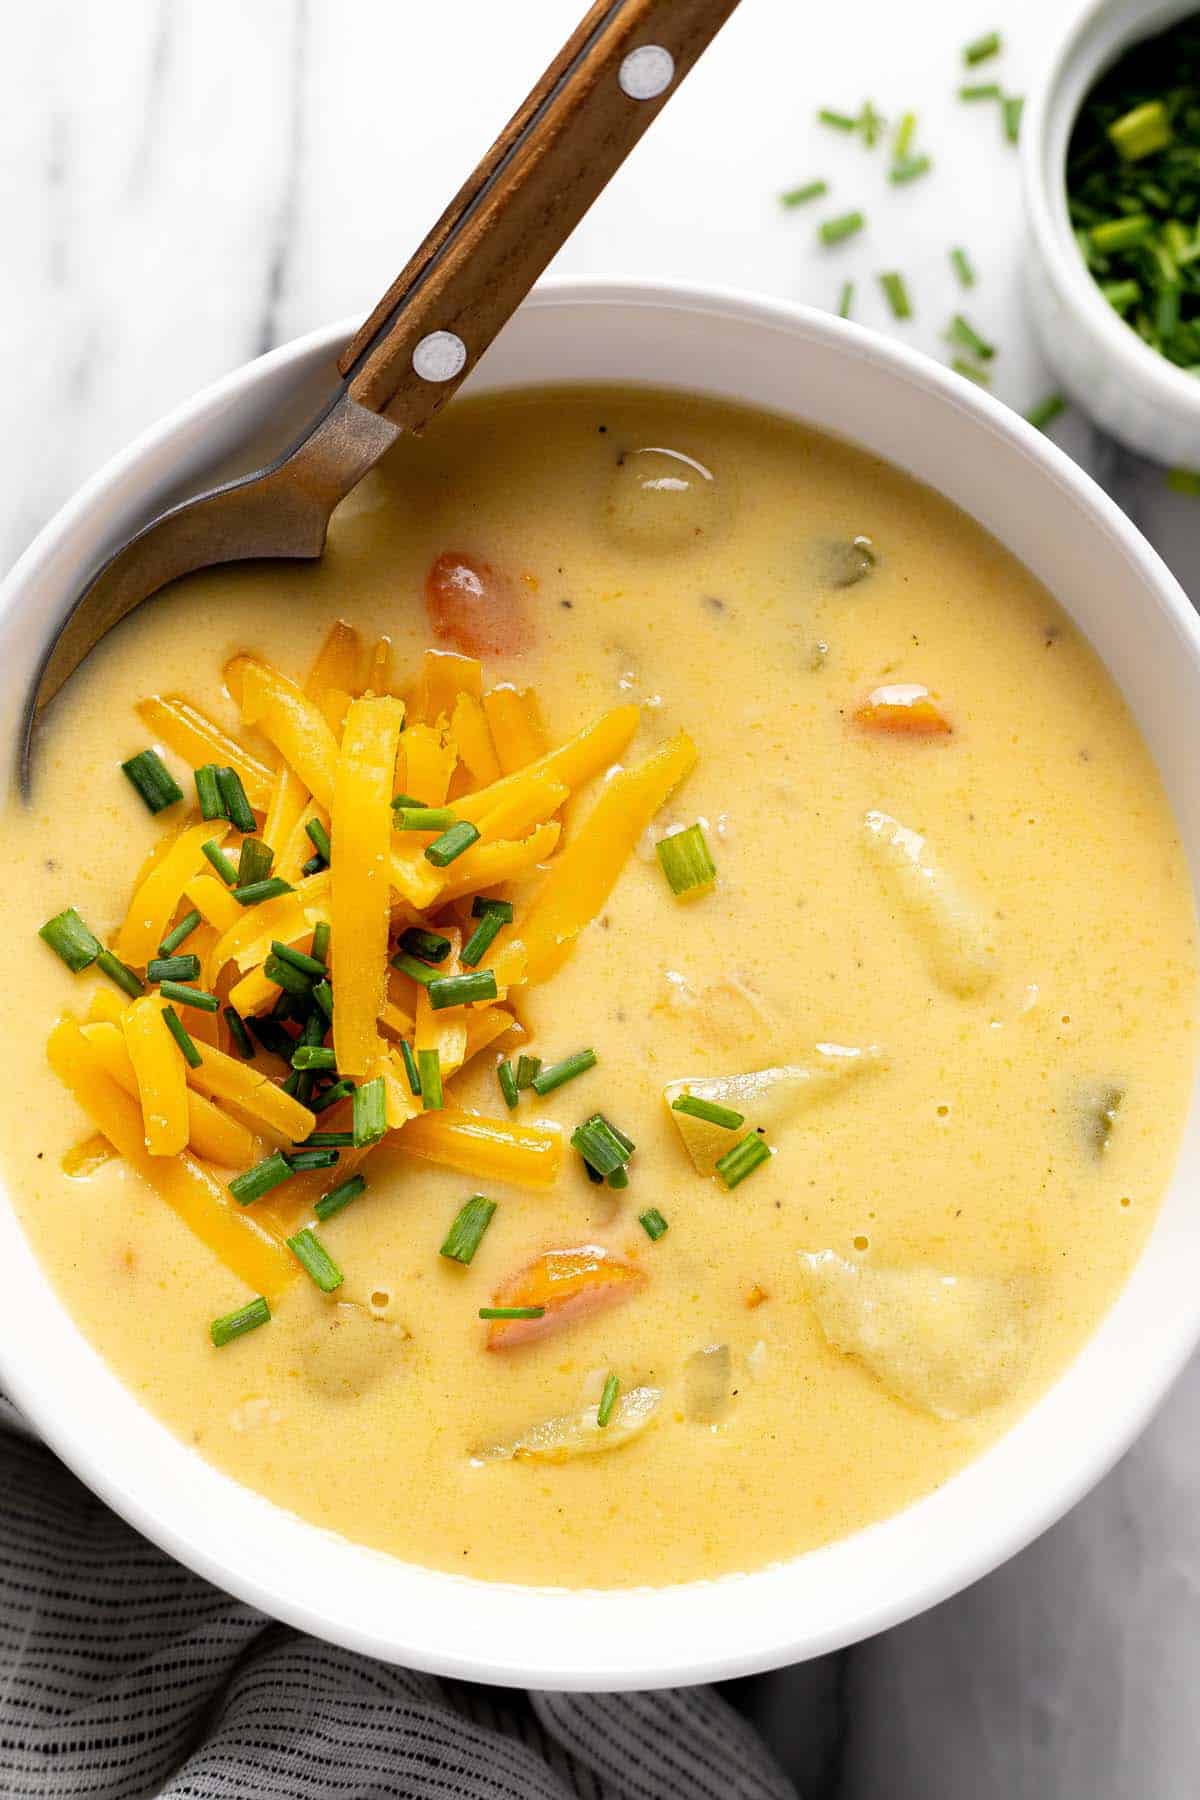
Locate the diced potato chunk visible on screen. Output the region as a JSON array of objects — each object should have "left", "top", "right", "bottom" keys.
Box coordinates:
[
  {"left": 799, "top": 1250, "right": 1033, "bottom": 1419},
  {"left": 862, "top": 809, "right": 997, "bottom": 996},
  {"left": 298, "top": 1302, "right": 410, "bottom": 1400},
  {"left": 473, "top": 1385, "right": 663, "bottom": 1463},
  {"left": 664, "top": 1046, "right": 885, "bottom": 1173}
]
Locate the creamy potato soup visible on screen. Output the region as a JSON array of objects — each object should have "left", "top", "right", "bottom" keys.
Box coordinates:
[{"left": 3, "top": 386, "right": 1195, "bottom": 1589}]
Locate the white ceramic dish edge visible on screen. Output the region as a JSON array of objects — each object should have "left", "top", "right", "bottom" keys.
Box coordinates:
[{"left": 1, "top": 277, "right": 1199, "bottom": 1690}]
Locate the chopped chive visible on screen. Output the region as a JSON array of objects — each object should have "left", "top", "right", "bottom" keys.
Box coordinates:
[
  {"left": 571, "top": 1113, "right": 634, "bottom": 1178},
  {"left": 147, "top": 952, "right": 202, "bottom": 984},
  {"left": 639, "top": 1207, "right": 669, "bottom": 1241},
  {"left": 233, "top": 877, "right": 293, "bottom": 906},
  {"left": 263, "top": 953, "right": 312, "bottom": 997},
  {"left": 715, "top": 1132, "right": 773, "bottom": 1189},
  {"left": 857, "top": 101, "right": 886, "bottom": 146},
  {"left": 418, "top": 1048, "right": 444, "bottom": 1110},
  {"left": 952, "top": 357, "right": 991, "bottom": 386},
  {"left": 237, "top": 837, "right": 273, "bottom": 887},
  {"left": 894, "top": 111, "right": 917, "bottom": 159},
  {"left": 314, "top": 1173, "right": 367, "bottom": 1222},
  {"left": 947, "top": 313, "right": 995, "bottom": 359},
  {"left": 596, "top": 1373, "right": 620, "bottom": 1428},
  {"left": 428, "top": 970, "right": 497, "bottom": 1010},
  {"left": 229, "top": 1150, "right": 294, "bottom": 1205},
  {"left": 395, "top": 805, "right": 456, "bottom": 832},
  {"left": 889, "top": 155, "right": 931, "bottom": 184},
  {"left": 286, "top": 1227, "right": 343, "bottom": 1293},
  {"left": 390, "top": 951, "right": 440, "bottom": 987},
  {"left": 298, "top": 1130, "right": 354, "bottom": 1147},
  {"left": 963, "top": 30, "right": 1001, "bottom": 64},
  {"left": 311, "top": 979, "right": 334, "bottom": 1021},
  {"left": 161, "top": 1004, "right": 201, "bottom": 1069},
  {"left": 531, "top": 1048, "right": 597, "bottom": 1095},
  {"left": 959, "top": 81, "right": 1001, "bottom": 101},
  {"left": 817, "top": 107, "right": 858, "bottom": 131},
  {"left": 202, "top": 840, "right": 238, "bottom": 886},
  {"left": 515, "top": 1054, "right": 541, "bottom": 1090},
  {"left": 819, "top": 210, "right": 865, "bottom": 246},
  {"left": 879, "top": 271, "right": 912, "bottom": 319},
  {"left": 479, "top": 1306, "right": 545, "bottom": 1321},
  {"left": 1168, "top": 466, "right": 1200, "bottom": 495},
  {"left": 157, "top": 979, "right": 220, "bottom": 1012},
  {"left": 1002, "top": 94, "right": 1023, "bottom": 144},
  {"left": 210, "top": 1296, "right": 270, "bottom": 1347},
  {"left": 583, "top": 1159, "right": 604, "bottom": 1185},
  {"left": 271, "top": 939, "right": 327, "bottom": 979},
  {"left": 215, "top": 767, "right": 256, "bottom": 834},
  {"left": 1101, "top": 278, "right": 1141, "bottom": 312},
  {"left": 606, "top": 1165, "right": 629, "bottom": 1190},
  {"left": 472, "top": 896, "right": 514, "bottom": 922},
  {"left": 291, "top": 1045, "right": 337, "bottom": 1072},
  {"left": 287, "top": 1147, "right": 340, "bottom": 1171},
  {"left": 352, "top": 1076, "right": 387, "bottom": 1146},
  {"left": 655, "top": 823, "right": 716, "bottom": 897},
  {"left": 301, "top": 855, "right": 324, "bottom": 877},
  {"left": 281, "top": 1070, "right": 302, "bottom": 1098},
  {"left": 391, "top": 793, "right": 423, "bottom": 810},
  {"left": 311, "top": 921, "right": 330, "bottom": 965},
  {"left": 440, "top": 1194, "right": 497, "bottom": 1265},
  {"left": 398, "top": 926, "right": 452, "bottom": 964},
  {"left": 305, "top": 818, "right": 332, "bottom": 863},
  {"left": 950, "top": 246, "right": 976, "bottom": 288},
  {"left": 672, "top": 1094, "right": 745, "bottom": 1129},
  {"left": 837, "top": 280, "right": 854, "bottom": 319},
  {"left": 425, "top": 821, "right": 480, "bottom": 867},
  {"left": 158, "top": 909, "right": 202, "bottom": 958},
  {"left": 121, "top": 748, "right": 183, "bottom": 814},
  {"left": 497, "top": 1059, "right": 519, "bottom": 1110},
  {"left": 96, "top": 949, "right": 144, "bottom": 998},
  {"left": 246, "top": 1015, "right": 294, "bottom": 1060},
  {"left": 223, "top": 1006, "right": 254, "bottom": 1058},
  {"left": 1108, "top": 100, "right": 1172, "bottom": 163},
  {"left": 194, "top": 764, "right": 227, "bottom": 821},
  {"left": 780, "top": 179, "right": 828, "bottom": 207},
  {"left": 39, "top": 908, "right": 102, "bottom": 972},
  {"left": 311, "top": 1077, "right": 355, "bottom": 1113},
  {"left": 400, "top": 1039, "right": 422, "bottom": 1096},
  {"left": 460, "top": 910, "right": 504, "bottom": 967}
]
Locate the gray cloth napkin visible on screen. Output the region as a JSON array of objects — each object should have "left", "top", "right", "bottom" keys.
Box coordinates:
[{"left": 0, "top": 1402, "right": 798, "bottom": 1800}]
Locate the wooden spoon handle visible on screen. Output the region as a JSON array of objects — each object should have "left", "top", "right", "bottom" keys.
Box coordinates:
[{"left": 339, "top": 0, "right": 740, "bottom": 428}]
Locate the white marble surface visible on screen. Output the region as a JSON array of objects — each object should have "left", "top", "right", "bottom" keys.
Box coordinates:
[{"left": 5, "top": 2, "right": 1200, "bottom": 1793}]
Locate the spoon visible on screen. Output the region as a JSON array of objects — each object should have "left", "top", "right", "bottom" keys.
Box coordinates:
[{"left": 19, "top": 0, "right": 740, "bottom": 794}]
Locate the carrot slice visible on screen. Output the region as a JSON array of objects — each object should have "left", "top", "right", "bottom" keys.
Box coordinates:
[
  {"left": 425, "top": 552, "right": 532, "bottom": 658},
  {"left": 486, "top": 1245, "right": 645, "bottom": 1350},
  {"left": 331, "top": 696, "right": 406, "bottom": 1078},
  {"left": 452, "top": 705, "right": 639, "bottom": 824},
  {"left": 482, "top": 685, "right": 548, "bottom": 773},
  {"left": 135, "top": 697, "right": 274, "bottom": 809},
  {"left": 116, "top": 821, "right": 227, "bottom": 968},
  {"left": 854, "top": 684, "right": 952, "bottom": 736},
  {"left": 398, "top": 1107, "right": 562, "bottom": 1188}
]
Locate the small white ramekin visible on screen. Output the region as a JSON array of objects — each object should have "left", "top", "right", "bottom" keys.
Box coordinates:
[{"left": 1023, "top": 0, "right": 1200, "bottom": 465}]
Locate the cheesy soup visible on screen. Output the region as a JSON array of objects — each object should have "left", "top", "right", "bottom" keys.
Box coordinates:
[{"left": 4, "top": 386, "right": 1196, "bottom": 1589}]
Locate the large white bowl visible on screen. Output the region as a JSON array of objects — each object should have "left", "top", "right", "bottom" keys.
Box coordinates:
[{"left": 2, "top": 279, "right": 1199, "bottom": 1690}]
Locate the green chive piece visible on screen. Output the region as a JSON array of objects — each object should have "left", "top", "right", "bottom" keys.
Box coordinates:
[
  {"left": 287, "top": 1147, "right": 340, "bottom": 1172},
  {"left": 947, "top": 313, "right": 995, "bottom": 360},
  {"left": 837, "top": 281, "right": 855, "bottom": 319},
  {"left": 263, "top": 953, "right": 312, "bottom": 997},
  {"left": 1168, "top": 466, "right": 1200, "bottom": 494},
  {"left": 472, "top": 896, "right": 514, "bottom": 922},
  {"left": 301, "top": 855, "right": 324, "bottom": 877},
  {"left": 418, "top": 1048, "right": 444, "bottom": 1110},
  {"left": 161, "top": 1004, "right": 201, "bottom": 1069},
  {"left": 952, "top": 357, "right": 991, "bottom": 386},
  {"left": 281, "top": 1070, "right": 302, "bottom": 1098},
  {"left": 398, "top": 926, "right": 452, "bottom": 964},
  {"left": 390, "top": 951, "right": 440, "bottom": 987},
  {"left": 216, "top": 767, "right": 256, "bottom": 834},
  {"left": 440, "top": 1194, "right": 497, "bottom": 1265},
  {"left": 305, "top": 818, "right": 332, "bottom": 864},
  {"left": 158, "top": 909, "right": 202, "bottom": 958},
  {"left": 715, "top": 1132, "right": 773, "bottom": 1189},
  {"left": 1101, "top": 278, "right": 1141, "bottom": 312},
  {"left": 780, "top": 180, "right": 828, "bottom": 207},
  {"left": 1108, "top": 100, "right": 1171, "bottom": 162},
  {"left": 596, "top": 1373, "right": 620, "bottom": 1428},
  {"left": 96, "top": 949, "right": 144, "bottom": 998},
  {"left": 233, "top": 877, "right": 293, "bottom": 906},
  {"left": 246, "top": 1015, "right": 293, "bottom": 1060},
  {"left": 963, "top": 30, "right": 1001, "bottom": 64},
  {"left": 879, "top": 271, "right": 912, "bottom": 320},
  {"left": 223, "top": 1006, "right": 254, "bottom": 1058},
  {"left": 817, "top": 107, "right": 858, "bottom": 131},
  {"left": 147, "top": 952, "right": 202, "bottom": 984},
  {"left": 1026, "top": 392, "right": 1067, "bottom": 431},
  {"left": 1003, "top": 94, "right": 1024, "bottom": 144},
  {"left": 655, "top": 824, "right": 717, "bottom": 897},
  {"left": 121, "top": 748, "right": 183, "bottom": 815},
  {"left": 531, "top": 1049, "right": 597, "bottom": 1095},
  {"left": 352, "top": 1076, "right": 387, "bottom": 1146},
  {"left": 639, "top": 1207, "right": 669, "bottom": 1242},
  {"left": 959, "top": 81, "right": 1001, "bottom": 100},
  {"left": 460, "top": 910, "right": 504, "bottom": 967},
  {"left": 271, "top": 939, "right": 326, "bottom": 979},
  {"left": 400, "top": 1039, "right": 422, "bottom": 1096},
  {"left": 202, "top": 840, "right": 238, "bottom": 886},
  {"left": 424, "top": 821, "right": 481, "bottom": 868},
  {"left": 312, "top": 979, "right": 334, "bottom": 1021},
  {"left": 229, "top": 1150, "right": 294, "bottom": 1205},
  {"left": 298, "top": 1130, "right": 354, "bottom": 1147},
  {"left": 39, "top": 908, "right": 102, "bottom": 972},
  {"left": 291, "top": 1045, "right": 337, "bottom": 1072},
  {"left": 428, "top": 970, "right": 498, "bottom": 1010},
  {"left": 237, "top": 837, "right": 273, "bottom": 888},
  {"left": 311, "top": 1078, "right": 355, "bottom": 1114},
  {"left": 515, "top": 1054, "right": 542, "bottom": 1091},
  {"left": 194, "top": 764, "right": 227, "bottom": 821},
  {"left": 210, "top": 1296, "right": 270, "bottom": 1347},
  {"left": 286, "top": 1227, "right": 343, "bottom": 1293},
  {"left": 497, "top": 1059, "right": 519, "bottom": 1110},
  {"left": 479, "top": 1306, "right": 546, "bottom": 1321},
  {"left": 395, "top": 806, "right": 456, "bottom": 832},
  {"left": 606, "top": 1165, "right": 629, "bottom": 1191},
  {"left": 888, "top": 155, "right": 931, "bottom": 185},
  {"left": 158, "top": 979, "right": 220, "bottom": 1013},
  {"left": 672, "top": 1094, "right": 745, "bottom": 1129},
  {"left": 571, "top": 1113, "right": 635, "bottom": 1178},
  {"left": 950, "top": 246, "right": 976, "bottom": 288},
  {"left": 314, "top": 1173, "right": 367, "bottom": 1222},
  {"left": 894, "top": 111, "right": 917, "bottom": 159},
  {"left": 857, "top": 101, "right": 886, "bottom": 147},
  {"left": 819, "top": 210, "right": 865, "bottom": 246},
  {"left": 311, "top": 921, "right": 331, "bottom": 966}
]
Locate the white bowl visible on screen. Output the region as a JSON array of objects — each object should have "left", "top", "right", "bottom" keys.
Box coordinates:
[
  {"left": 1023, "top": 0, "right": 1200, "bottom": 465},
  {"left": 2, "top": 279, "right": 1199, "bottom": 1690}
]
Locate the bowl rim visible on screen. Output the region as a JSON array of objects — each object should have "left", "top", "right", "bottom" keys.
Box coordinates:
[
  {"left": 3, "top": 273, "right": 1200, "bottom": 1688},
  {"left": 1021, "top": 0, "right": 1200, "bottom": 423}
]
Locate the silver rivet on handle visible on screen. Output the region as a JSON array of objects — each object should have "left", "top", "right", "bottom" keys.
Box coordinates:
[
  {"left": 412, "top": 331, "right": 468, "bottom": 382},
  {"left": 618, "top": 44, "right": 675, "bottom": 100}
]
